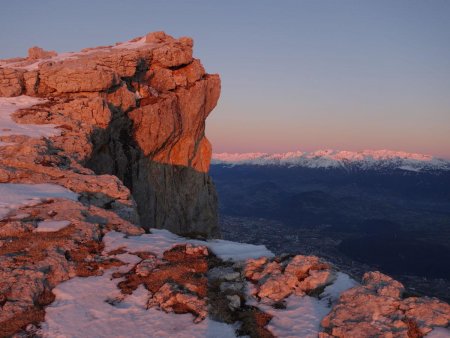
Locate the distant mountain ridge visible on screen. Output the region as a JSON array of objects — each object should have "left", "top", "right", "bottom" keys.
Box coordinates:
[{"left": 212, "top": 149, "right": 450, "bottom": 171}]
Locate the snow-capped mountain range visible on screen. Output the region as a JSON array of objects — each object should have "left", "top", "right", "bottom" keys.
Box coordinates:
[{"left": 212, "top": 149, "right": 450, "bottom": 172}]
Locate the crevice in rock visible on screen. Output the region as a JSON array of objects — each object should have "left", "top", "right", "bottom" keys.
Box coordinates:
[{"left": 206, "top": 255, "right": 275, "bottom": 337}]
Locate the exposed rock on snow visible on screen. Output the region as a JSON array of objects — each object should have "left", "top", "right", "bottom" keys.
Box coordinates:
[
  {"left": 0, "top": 197, "right": 141, "bottom": 336},
  {"left": 40, "top": 274, "right": 237, "bottom": 338},
  {"left": 321, "top": 271, "right": 450, "bottom": 337},
  {"left": 103, "top": 228, "right": 274, "bottom": 261},
  {"left": 246, "top": 255, "right": 334, "bottom": 303},
  {"left": 35, "top": 228, "right": 356, "bottom": 338}
]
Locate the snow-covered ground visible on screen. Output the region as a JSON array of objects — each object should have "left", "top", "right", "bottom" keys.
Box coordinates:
[
  {"left": 40, "top": 271, "right": 238, "bottom": 338},
  {"left": 427, "top": 327, "right": 450, "bottom": 338},
  {"left": 112, "top": 36, "right": 148, "bottom": 50},
  {"left": 0, "top": 96, "right": 60, "bottom": 139},
  {"left": 104, "top": 228, "right": 274, "bottom": 261},
  {"left": 39, "top": 229, "right": 263, "bottom": 338},
  {"left": 34, "top": 220, "right": 71, "bottom": 232},
  {"left": 0, "top": 183, "right": 78, "bottom": 220},
  {"left": 212, "top": 150, "right": 450, "bottom": 171},
  {"left": 39, "top": 227, "right": 360, "bottom": 338}
]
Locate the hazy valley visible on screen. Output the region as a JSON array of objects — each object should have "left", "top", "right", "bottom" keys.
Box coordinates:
[{"left": 211, "top": 152, "right": 450, "bottom": 301}]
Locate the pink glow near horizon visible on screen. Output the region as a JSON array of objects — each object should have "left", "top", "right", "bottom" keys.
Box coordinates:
[
  {"left": 212, "top": 149, "right": 439, "bottom": 162},
  {"left": 206, "top": 101, "right": 450, "bottom": 160}
]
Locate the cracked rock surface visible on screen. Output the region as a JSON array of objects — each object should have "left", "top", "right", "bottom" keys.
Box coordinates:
[{"left": 0, "top": 30, "right": 220, "bottom": 238}]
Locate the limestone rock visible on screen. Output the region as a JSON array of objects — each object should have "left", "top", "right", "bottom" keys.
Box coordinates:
[
  {"left": 148, "top": 282, "right": 207, "bottom": 323},
  {"left": 145, "top": 31, "right": 174, "bottom": 44},
  {"left": 28, "top": 46, "right": 57, "bottom": 60},
  {"left": 38, "top": 61, "right": 120, "bottom": 93},
  {"left": 321, "top": 271, "right": 450, "bottom": 337},
  {"left": 0, "top": 31, "right": 220, "bottom": 334},
  {"left": 23, "top": 71, "right": 39, "bottom": 95},
  {"left": 0, "top": 68, "right": 24, "bottom": 97},
  {"left": 106, "top": 82, "right": 136, "bottom": 112},
  {"left": 227, "top": 294, "right": 241, "bottom": 311},
  {"left": 152, "top": 39, "right": 193, "bottom": 67},
  {"left": 1, "top": 30, "right": 220, "bottom": 237},
  {"left": 363, "top": 271, "right": 405, "bottom": 298},
  {"left": 246, "top": 255, "right": 335, "bottom": 303}
]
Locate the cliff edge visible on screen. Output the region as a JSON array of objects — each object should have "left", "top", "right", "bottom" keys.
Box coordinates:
[{"left": 0, "top": 31, "right": 220, "bottom": 238}]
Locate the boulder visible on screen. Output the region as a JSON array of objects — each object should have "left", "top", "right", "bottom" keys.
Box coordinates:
[
  {"left": 0, "top": 68, "right": 24, "bottom": 97},
  {"left": 28, "top": 46, "right": 57, "bottom": 60}
]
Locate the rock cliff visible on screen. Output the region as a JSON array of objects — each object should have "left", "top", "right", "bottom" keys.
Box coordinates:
[{"left": 0, "top": 31, "right": 220, "bottom": 238}]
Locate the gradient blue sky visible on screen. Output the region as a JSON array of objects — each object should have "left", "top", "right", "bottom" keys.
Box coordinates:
[{"left": 1, "top": 1, "right": 449, "bottom": 158}]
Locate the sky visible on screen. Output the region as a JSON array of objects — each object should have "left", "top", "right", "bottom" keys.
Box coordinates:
[{"left": 1, "top": 1, "right": 449, "bottom": 158}]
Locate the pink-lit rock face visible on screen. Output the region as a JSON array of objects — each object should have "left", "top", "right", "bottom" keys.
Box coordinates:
[
  {"left": 0, "top": 31, "right": 221, "bottom": 238},
  {"left": 0, "top": 68, "right": 25, "bottom": 97},
  {"left": 0, "top": 32, "right": 220, "bottom": 174},
  {"left": 0, "top": 31, "right": 220, "bottom": 336},
  {"left": 28, "top": 46, "right": 57, "bottom": 60},
  {"left": 321, "top": 271, "right": 450, "bottom": 337},
  {"left": 246, "top": 255, "right": 334, "bottom": 303}
]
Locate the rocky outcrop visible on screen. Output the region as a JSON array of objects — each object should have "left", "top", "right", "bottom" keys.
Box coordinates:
[
  {"left": 321, "top": 271, "right": 450, "bottom": 337},
  {"left": 0, "top": 31, "right": 220, "bottom": 237},
  {"left": 0, "top": 31, "right": 219, "bottom": 335},
  {"left": 245, "top": 255, "right": 334, "bottom": 303},
  {"left": 0, "top": 68, "right": 24, "bottom": 97},
  {"left": 115, "top": 243, "right": 210, "bottom": 323},
  {"left": 28, "top": 47, "right": 57, "bottom": 60}
]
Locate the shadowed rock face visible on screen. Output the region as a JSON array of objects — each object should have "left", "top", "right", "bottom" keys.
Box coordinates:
[
  {"left": 0, "top": 31, "right": 221, "bottom": 237},
  {"left": 87, "top": 116, "right": 219, "bottom": 236}
]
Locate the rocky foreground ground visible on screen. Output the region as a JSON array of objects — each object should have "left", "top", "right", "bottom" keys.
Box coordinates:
[{"left": 0, "top": 32, "right": 449, "bottom": 337}]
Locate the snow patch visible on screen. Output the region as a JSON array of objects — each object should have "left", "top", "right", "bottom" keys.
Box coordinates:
[
  {"left": 40, "top": 229, "right": 243, "bottom": 337},
  {"left": 427, "top": 327, "right": 450, "bottom": 338},
  {"left": 321, "top": 272, "right": 358, "bottom": 303},
  {"left": 0, "top": 96, "right": 60, "bottom": 139},
  {"left": 34, "top": 220, "right": 71, "bottom": 232},
  {"left": 104, "top": 228, "right": 274, "bottom": 262},
  {"left": 0, "top": 183, "right": 78, "bottom": 220},
  {"left": 262, "top": 295, "right": 331, "bottom": 338},
  {"left": 40, "top": 219, "right": 358, "bottom": 337},
  {"left": 112, "top": 37, "right": 148, "bottom": 50},
  {"left": 40, "top": 272, "right": 237, "bottom": 338}
]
